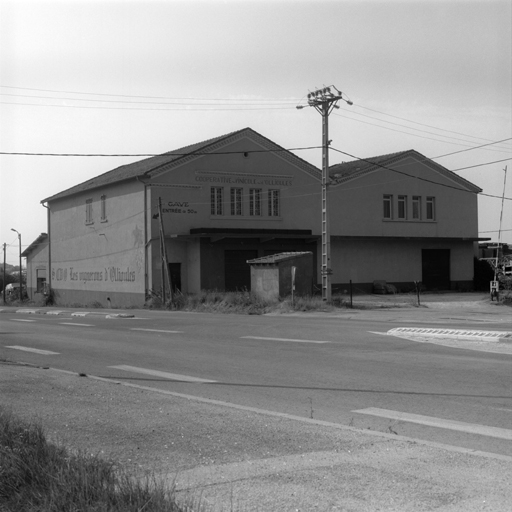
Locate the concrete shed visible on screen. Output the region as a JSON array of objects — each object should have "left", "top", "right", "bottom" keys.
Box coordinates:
[{"left": 247, "top": 252, "right": 313, "bottom": 301}]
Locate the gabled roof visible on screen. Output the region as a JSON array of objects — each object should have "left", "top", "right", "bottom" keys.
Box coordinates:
[
  {"left": 329, "top": 149, "right": 482, "bottom": 193},
  {"left": 42, "top": 128, "right": 321, "bottom": 202},
  {"left": 21, "top": 233, "right": 48, "bottom": 257}
]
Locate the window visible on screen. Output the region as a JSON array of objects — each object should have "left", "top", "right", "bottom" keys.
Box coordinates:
[
  {"left": 230, "top": 187, "right": 243, "bottom": 216},
  {"left": 249, "top": 188, "right": 261, "bottom": 216},
  {"left": 412, "top": 196, "right": 421, "bottom": 220},
  {"left": 426, "top": 196, "right": 435, "bottom": 220},
  {"left": 398, "top": 195, "right": 407, "bottom": 219},
  {"left": 383, "top": 195, "right": 393, "bottom": 219},
  {"left": 100, "top": 195, "right": 107, "bottom": 221},
  {"left": 211, "top": 187, "right": 223, "bottom": 215},
  {"left": 86, "top": 198, "right": 93, "bottom": 224},
  {"left": 268, "top": 189, "right": 280, "bottom": 217}
]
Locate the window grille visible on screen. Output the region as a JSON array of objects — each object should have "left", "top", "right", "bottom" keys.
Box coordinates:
[
  {"left": 211, "top": 187, "right": 223, "bottom": 215},
  {"left": 268, "top": 189, "right": 280, "bottom": 217},
  {"left": 249, "top": 188, "right": 262, "bottom": 216},
  {"left": 230, "top": 188, "right": 243, "bottom": 216}
]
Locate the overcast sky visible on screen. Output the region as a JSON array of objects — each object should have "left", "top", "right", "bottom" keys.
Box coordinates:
[{"left": 1, "top": 0, "right": 510, "bottom": 265}]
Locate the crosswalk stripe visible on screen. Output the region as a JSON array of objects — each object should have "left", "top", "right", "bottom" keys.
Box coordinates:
[
  {"left": 241, "top": 336, "right": 331, "bottom": 344},
  {"left": 131, "top": 328, "right": 183, "bottom": 334},
  {"left": 353, "top": 407, "right": 512, "bottom": 440},
  {"left": 59, "top": 322, "right": 92, "bottom": 327},
  {"left": 108, "top": 365, "right": 216, "bottom": 383},
  {"left": 6, "top": 345, "right": 59, "bottom": 355}
]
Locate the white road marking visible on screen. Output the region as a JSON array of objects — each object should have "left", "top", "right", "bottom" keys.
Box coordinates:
[
  {"left": 59, "top": 322, "right": 93, "bottom": 327},
  {"left": 10, "top": 319, "right": 36, "bottom": 322},
  {"left": 130, "top": 328, "right": 183, "bottom": 334},
  {"left": 241, "top": 336, "right": 331, "bottom": 344},
  {"left": 353, "top": 407, "right": 512, "bottom": 441},
  {"left": 108, "top": 365, "right": 217, "bottom": 383},
  {"left": 6, "top": 345, "right": 59, "bottom": 355}
]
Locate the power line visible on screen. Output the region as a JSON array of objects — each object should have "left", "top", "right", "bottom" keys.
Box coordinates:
[
  {"left": 335, "top": 108, "right": 511, "bottom": 152},
  {"left": 451, "top": 157, "right": 512, "bottom": 172},
  {"left": 330, "top": 146, "right": 512, "bottom": 201},
  {"left": 0, "top": 101, "right": 294, "bottom": 112},
  {"left": 333, "top": 111, "right": 511, "bottom": 153},
  {"left": 355, "top": 103, "right": 512, "bottom": 146},
  {"left": 432, "top": 138, "right": 512, "bottom": 159},
  {"left": 0, "top": 146, "right": 322, "bottom": 157},
  {"left": 0, "top": 84, "right": 299, "bottom": 102}
]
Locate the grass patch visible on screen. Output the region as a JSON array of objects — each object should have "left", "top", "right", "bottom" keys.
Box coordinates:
[{"left": 0, "top": 407, "right": 186, "bottom": 511}]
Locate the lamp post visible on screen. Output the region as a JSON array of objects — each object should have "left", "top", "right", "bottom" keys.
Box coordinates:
[
  {"left": 297, "top": 85, "right": 353, "bottom": 301},
  {"left": 11, "top": 228, "right": 22, "bottom": 300}
]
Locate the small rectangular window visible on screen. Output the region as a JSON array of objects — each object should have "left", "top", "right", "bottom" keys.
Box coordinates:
[
  {"left": 383, "top": 195, "right": 393, "bottom": 219},
  {"left": 398, "top": 195, "right": 407, "bottom": 219},
  {"left": 412, "top": 196, "right": 421, "bottom": 220},
  {"left": 249, "top": 188, "right": 262, "bottom": 216},
  {"left": 230, "top": 187, "right": 243, "bottom": 216},
  {"left": 86, "top": 198, "right": 93, "bottom": 224},
  {"left": 268, "top": 189, "right": 280, "bottom": 217},
  {"left": 211, "top": 187, "right": 223, "bottom": 215},
  {"left": 100, "top": 195, "right": 107, "bottom": 221},
  {"left": 426, "top": 196, "right": 435, "bottom": 220}
]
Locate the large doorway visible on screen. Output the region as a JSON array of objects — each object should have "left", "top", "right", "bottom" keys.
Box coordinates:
[
  {"left": 422, "top": 249, "right": 451, "bottom": 290},
  {"left": 224, "top": 250, "right": 258, "bottom": 291},
  {"left": 168, "top": 263, "right": 182, "bottom": 293}
]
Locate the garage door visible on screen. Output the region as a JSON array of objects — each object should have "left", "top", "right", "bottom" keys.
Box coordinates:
[
  {"left": 224, "top": 250, "right": 258, "bottom": 291},
  {"left": 422, "top": 249, "right": 450, "bottom": 290}
]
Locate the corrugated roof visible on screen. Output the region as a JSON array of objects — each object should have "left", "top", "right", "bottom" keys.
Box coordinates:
[
  {"left": 42, "top": 129, "right": 245, "bottom": 202},
  {"left": 247, "top": 251, "right": 312, "bottom": 265},
  {"left": 42, "top": 127, "right": 322, "bottom": 203},
  {"left": 329, "top": 149, "right": 482, "bottom": 192}
]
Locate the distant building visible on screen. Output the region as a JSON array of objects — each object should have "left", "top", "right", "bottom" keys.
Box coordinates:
[
  {"left": 21, "top": 233, "right": 48, "bottom": 300},
  {"left": 33, "top": 128, "right": 487, "bottom": 307}
]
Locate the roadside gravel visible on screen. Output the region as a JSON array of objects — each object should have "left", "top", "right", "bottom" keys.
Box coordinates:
[{"left": 2, "top": 360, "right": 511, "bottom": 512}]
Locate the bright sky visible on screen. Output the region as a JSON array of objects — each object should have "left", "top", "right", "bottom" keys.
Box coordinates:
[{"left": 1, "top": 0, "right": 511, "bottom": 265}]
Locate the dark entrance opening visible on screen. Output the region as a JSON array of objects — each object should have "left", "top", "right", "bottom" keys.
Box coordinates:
[
  {"left": 169, "top": 263, "right": 182, "bottom": 293},
  {"left": 422, "top": 249, "right": 451, "bottom": 290},
  {"left": 224, "top": 250, "right": 258, "bottom": 291}
]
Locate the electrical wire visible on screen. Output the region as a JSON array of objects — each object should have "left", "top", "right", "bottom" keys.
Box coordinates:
[
  {"left": 0, "top": 146, "right": 322, "bottom": 157},
  {"left": 330, "top": 146, "right": 512, "bottom": 201}
]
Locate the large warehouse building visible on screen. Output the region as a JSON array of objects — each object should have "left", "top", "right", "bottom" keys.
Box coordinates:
[{"left": 25, "top": 127, "right": 484, "bottom": 307}]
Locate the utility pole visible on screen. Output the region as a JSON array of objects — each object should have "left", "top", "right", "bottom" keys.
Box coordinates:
[
  {"left": 297, "top": 85, "right": 353, "bottom": 301},
  {"left": 2, "top": 243, "right": 6, "bottom": 304},
  {"left": 11, "top": 229, "right": 22, "bottom": 300},
  {"left": 158, "top": 197, "right": 173, "bottom": 302}
]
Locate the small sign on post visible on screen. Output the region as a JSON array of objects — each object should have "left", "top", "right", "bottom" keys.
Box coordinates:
[
  {"left": 291, "top": 266, "right": 297, "bottom": 304},
  {"left": 490, "top": 280, "right": 499, "bottom": 302}
]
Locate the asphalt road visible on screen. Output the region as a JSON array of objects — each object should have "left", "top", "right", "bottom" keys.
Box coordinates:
[{"left": 2, "top": 308, "right": 511, "bottom": 458}]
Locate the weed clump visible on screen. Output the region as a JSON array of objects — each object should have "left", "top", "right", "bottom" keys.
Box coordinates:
[{"left": 0, "top": 407, "right": 184, "bottom": 511}]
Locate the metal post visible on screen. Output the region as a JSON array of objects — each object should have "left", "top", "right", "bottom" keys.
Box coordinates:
[
  {"left": 297, "top": 86, "right": 353, "bottom": 302},
  {"left": 2, "top": 243, "right": 6, "bottom": 304},
  {"left": 18, "top": 233, "right": 22, "bottom": 300}
]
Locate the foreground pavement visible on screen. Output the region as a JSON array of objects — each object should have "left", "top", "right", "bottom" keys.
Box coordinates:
[{"left": 2, "top": 293, "right": 511, "bottom": 511}]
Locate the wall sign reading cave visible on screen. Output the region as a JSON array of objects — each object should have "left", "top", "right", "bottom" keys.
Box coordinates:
[{"left": 162, "top": 201, "right": 197, "bottom": 214}]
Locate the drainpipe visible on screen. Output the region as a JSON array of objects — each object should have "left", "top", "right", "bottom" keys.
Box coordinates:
[{"left": 42, "top": 202, "right": 51, "bottom": 293}]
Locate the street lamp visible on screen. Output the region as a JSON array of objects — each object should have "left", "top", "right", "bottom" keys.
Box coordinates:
[{"left": 11, "top": 228, "right": 22, "bottom": 300}]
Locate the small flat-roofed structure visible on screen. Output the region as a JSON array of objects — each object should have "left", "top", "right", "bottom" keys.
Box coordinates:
[{"left": 247, "top": 251, "right": 313, "bottom": 301}]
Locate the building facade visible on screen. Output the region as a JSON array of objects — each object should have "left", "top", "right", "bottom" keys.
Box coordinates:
[{"left": 36, "top": 128, "right": 485, "bottom": 307}]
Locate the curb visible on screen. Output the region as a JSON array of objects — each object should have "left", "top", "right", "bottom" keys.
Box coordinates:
[
  {"left": 0, "top": 308, "right": 133, "bottom": 319},
  {"left": 389, "top": 327, "right": 512, "bottom": 341}
]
